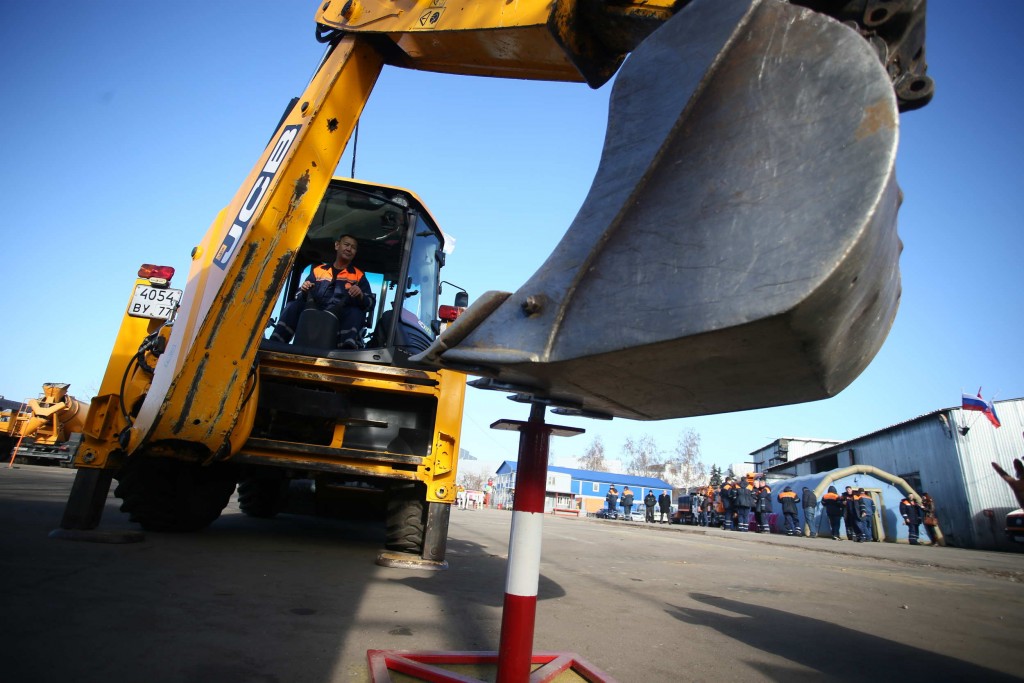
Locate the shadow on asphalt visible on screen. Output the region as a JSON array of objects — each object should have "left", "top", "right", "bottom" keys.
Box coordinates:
[
  {"left": 668, "top": 593, "right": 1020, "bottom": 682},
  {"left": 386, "top": 534, "right": 566, "bottom": 651},
  {"left": 0, "top": 470, "right": 564, "bottom": 680}
]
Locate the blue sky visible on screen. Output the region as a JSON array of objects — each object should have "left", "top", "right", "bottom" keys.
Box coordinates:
[{"left": 1, "top": 2, "right": 1021, "bottom": 478}]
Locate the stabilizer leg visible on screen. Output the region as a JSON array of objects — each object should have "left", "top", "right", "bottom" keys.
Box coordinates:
[{"left": 60, "top": 467, "right": 114, "bottom": 530}]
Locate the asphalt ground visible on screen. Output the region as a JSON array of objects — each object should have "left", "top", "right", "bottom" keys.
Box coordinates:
[{"left": 2, "top": 464, "right": 1023, "bottom": 682}]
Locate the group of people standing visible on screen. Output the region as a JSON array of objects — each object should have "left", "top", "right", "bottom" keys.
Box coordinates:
[
  {"left": 605, "top": 485, "right": 671, "bottom": 523},
  {"left": 707, "top": 477, "right": 941, "bottom": 545},
  {"left": 820, "top": 485, "right": 873, "bottom": 541},
  {"left": 716, "top": 476, "right": 789, "bottom": 533},
  {"left": 604, "top": 477, "right": 942, "bottom": 545},
  {"left": 816, "top": 485, "right": 939, "bottom": 544},
  {"left": 644, "top": 489, "right": 673, "bottom": 523}
]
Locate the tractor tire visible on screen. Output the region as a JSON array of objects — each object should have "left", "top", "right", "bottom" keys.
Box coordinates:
[
  {"left": 0, "top": 436, "right": 14, "bottom": 461},
  {"left": 114, "top": 456, "right": 237, "bottom": 532},
  {"left": 385, "top": 484, "right": 427, "bottom": 555},
  {"left": 237, "top": 473, "right": 289, "bottom": 518}
]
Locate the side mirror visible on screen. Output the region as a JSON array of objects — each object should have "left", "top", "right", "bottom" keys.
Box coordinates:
[{"left": 454, "top": 291, "right": 469, "bottom": 308}]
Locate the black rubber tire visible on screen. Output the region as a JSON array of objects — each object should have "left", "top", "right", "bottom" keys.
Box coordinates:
[
  {"left": 237, "top": 474, "right": 289, "bottom": 518},
  {"left": 114, "top": 456, "right": 237, "bottom": 532},
  {"left": 0, "top": 436, "right": 14, "bottom": 462},
  {"left": 385, "top": 484, "right": 427, "bottom": 555}
]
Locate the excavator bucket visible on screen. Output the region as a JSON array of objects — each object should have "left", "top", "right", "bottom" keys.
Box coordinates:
[{"left": 416, "top": 0, "right": 903, "bottom": 420}]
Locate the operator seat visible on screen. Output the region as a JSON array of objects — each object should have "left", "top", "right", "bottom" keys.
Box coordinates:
[
  {"left": 291, "top": 293, "right": 376, "bottom": 349},
  {"left": 292, "top": 309, "right": 340, "bottom": 348}
]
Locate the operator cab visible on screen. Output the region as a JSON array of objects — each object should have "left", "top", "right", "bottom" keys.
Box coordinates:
[{"left": 262, "top": 177, "right": 459, "bottom": 366}]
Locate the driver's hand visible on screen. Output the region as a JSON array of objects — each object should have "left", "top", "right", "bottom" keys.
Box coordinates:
[
  {"left": 300, "top": 281, "right": 313, "bottom": 292},
  {"left": 347, "top": 284, "right": 362, "bottom": 299}
]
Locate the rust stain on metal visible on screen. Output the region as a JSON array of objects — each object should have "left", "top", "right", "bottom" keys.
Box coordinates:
[
  {"left": 292, "top": 170, "right": 310, "bottom": 205},
  {"left": 241, "top": 252, "right": 294, "bottom": 357},
  {"left": 206, "top": 241, "right": 260, "bottom": 350},
  {"left": 855, "top": 99, "right": 894, "bottom": 140},
  {"left": 204, "top": 368, "right": 239, "bottom": 440},
  {"left": 173, "top": 354, "right": 209, "bottom": 434}
]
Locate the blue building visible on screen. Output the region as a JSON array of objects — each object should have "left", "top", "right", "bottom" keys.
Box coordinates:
[{"left": 494, "top": 461, "right": 672, "bottom": 516}]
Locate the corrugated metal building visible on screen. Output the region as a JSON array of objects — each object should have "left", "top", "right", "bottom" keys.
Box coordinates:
[{"left": 765, "top": 397, "right": 1024, "bottom": 551}]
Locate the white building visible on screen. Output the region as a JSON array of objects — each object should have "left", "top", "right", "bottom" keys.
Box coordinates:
[{"left": 749, "top": 437, "right": 842, "bottom": 473}]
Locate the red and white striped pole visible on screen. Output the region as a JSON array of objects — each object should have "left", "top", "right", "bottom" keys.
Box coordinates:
[
  {"left": 365, "top": 403, "right": 610, "bottom": 683},
  {"left": 493, "top": 403, "right": 583, "bottom": 682}
]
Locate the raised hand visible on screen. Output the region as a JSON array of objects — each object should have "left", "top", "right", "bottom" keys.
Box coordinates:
[{"left": 992, "top": 458, "right": 1024, "bottom": 509}]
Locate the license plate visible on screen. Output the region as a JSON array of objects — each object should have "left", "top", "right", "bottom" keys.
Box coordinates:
[{"left": 128, "top": 284, "right": 182, "bottom": 320}]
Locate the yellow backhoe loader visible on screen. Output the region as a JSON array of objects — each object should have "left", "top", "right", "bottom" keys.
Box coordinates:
[{"left": 58, "top": 0, "right": 931, "bottom": 568}]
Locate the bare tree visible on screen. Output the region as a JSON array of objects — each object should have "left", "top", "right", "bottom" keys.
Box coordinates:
[
  {"left": 576, "top": 436, "right": 608, "bottom": 471},
  {"left": 624, "top": 434, "right": 661, "bottom": 477},
  {"left": 458, "top": 467, "right": 488, "bottom": 490},
  {"left": 665, "top": 428, "right": 707, "bottom": 489}
]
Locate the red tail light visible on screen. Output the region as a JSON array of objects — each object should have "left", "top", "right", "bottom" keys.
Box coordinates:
[
  {"left": 139, "top": 264, "right": 176, "bottom": 282},
  {"left": 438, "top": 305, "right": 465, "bottom": 322}
]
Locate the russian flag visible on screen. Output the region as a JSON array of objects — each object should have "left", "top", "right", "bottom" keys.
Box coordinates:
[
  {"left": 962, "top": 391, "right": 1001, "bottom": 428},
  {"left": 985, "top": 398, "right": 1002, "bottom": 428},
  {"left": 962, "top": 392, "right": 987, "bottom": 412}
]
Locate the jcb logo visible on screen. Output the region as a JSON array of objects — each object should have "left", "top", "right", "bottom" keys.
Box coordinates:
[{"left": 214, "top": 124, "right": 302, "bottom": 269}]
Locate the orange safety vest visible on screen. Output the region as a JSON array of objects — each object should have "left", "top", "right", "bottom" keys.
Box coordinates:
[{"left": 312, "top": 263, "right": 365, "bottom": 287}]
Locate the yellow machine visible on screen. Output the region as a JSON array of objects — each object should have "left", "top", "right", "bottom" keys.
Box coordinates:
[
  {"left": 63, "top": 178, "right": 467, "bottom": 566},
  {"left": 2, "top": 383, "right": 86, "bottom": 465},
  {"left": 0, "top": 402, "right": 28, "bottom": 455},
  {"left": 58, "top": 0, "right": 931, "bottom": 567}
]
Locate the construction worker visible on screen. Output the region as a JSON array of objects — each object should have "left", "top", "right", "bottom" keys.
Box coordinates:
[
  {"left": 899, "top": 495, "right": 923, "bottom": 544},
  {"left": 821, "top": 486, "right": 844, "bottom": 539},
  {"left": 801, "top": 486, "right": 818, "bottom": 537},
  {"left": 644, "top": 490, "right": 657, "bottom": 523},
  {"left": 270, "top": 234, "right": 372, "bottom": 347},
  {"left": 858, "top": 488, "right": 875, "bottom": 541},
  {"left": 606, "top": 485, "right": 619, "bottom": 515},
  {"left": 777, "top": 485, "right": 800, "bottom": 536},
  {"left": 844, "top": 486, "right": 865, "bottom": 542},
  {"left": 734, "top": 478, "right": 755, "bottom": 532},
  {"left": 704, "top": 485, "right": 717, "bottom": 527},
  {"left": 719, "top": 478, "right": 737, "bottom": 530},
  {"left": 754, "top": 478, "right": 773, "bottom": 533},
  {"left": 620, "top": 486, "right": 635, "bottom": 521}
]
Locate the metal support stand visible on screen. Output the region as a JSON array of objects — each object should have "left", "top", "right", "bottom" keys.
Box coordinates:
[
  {"left": 368, "top": 403, "right": 616, "bottom": 682},
  {"left": 59, "top": 467, "right": 115, "bottom": 530},
  {"left": 49, "top": 467, "right": 144, "bottom": 544}
]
